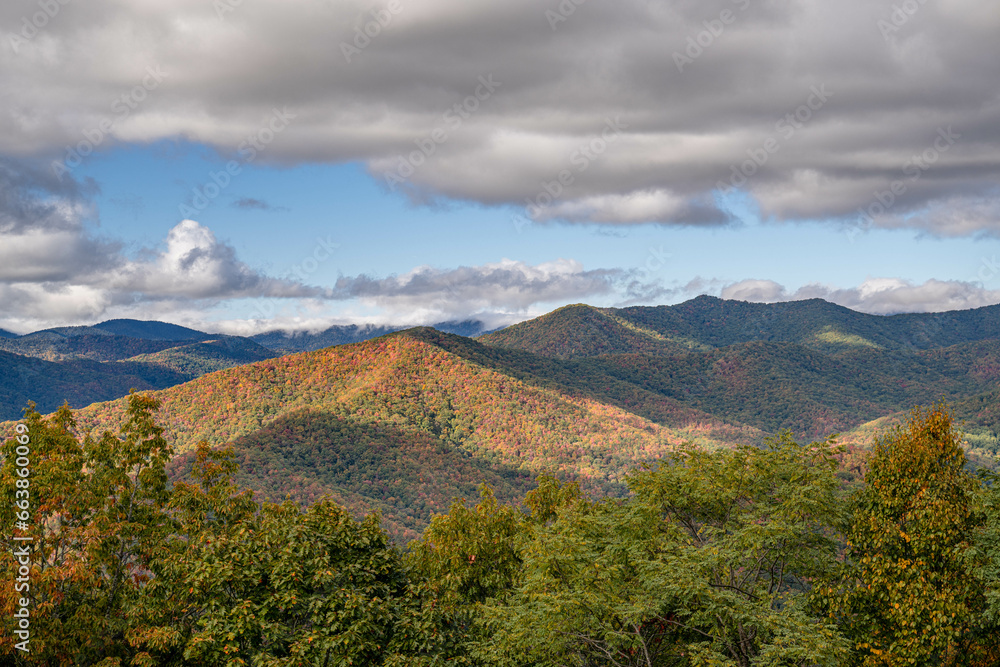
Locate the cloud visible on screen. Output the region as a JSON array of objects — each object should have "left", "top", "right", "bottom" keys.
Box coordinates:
[
  {"left": 0, "top": 201, "right": 334, "bottom": 331},
  {"left": 721, "top": 276, "right": 1000, "bottom": 314},
  {"left": 128, "top": 220, "right": 324, "bottom": 300},
  {"left": 0, "top": 171, "right": 662, "bottom": 331},
  {"left": 1, "top": 0, "right": 996, "bottom": 232},
  {"left": 324, "top": 258, "right": 666, "bottom": 321},
  {"left": 0, "top": 156, "right": 122, "bottom": 282},
  {"left": 232, "top": 197, "right": 286, "bottom": 211}
]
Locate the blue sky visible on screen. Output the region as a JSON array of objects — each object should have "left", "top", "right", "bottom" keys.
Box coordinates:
[{"left": 2, "top": 0, "right": 998, "bottom": 334}]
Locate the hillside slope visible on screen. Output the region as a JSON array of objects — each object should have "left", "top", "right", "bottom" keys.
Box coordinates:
[
  {"left": 482, "top": 296, "right": 1000, "bottom": 357},
  {"left": 92, "top": 319, "right": 212, "bottom": 341},
  {"left": 252, "top": 319, "right": 491, "bottom": 353},
  {"left": 477, "top": 304, "right": 697, "bottom": 359},
  {"left": 0, "top": 350, "right": 189, "bottom": 419},
  {"left": 41, "top": 330, "right": 727, "bottom": 539},
  {"left": 123, "top": 337, "right": 278, "bottom": 376}
]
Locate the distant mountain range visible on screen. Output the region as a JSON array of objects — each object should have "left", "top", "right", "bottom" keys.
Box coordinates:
[
  {"left": 0, "top": 318, "right": 490, "bottom": 419},
  {"left": 249, "top": 319, "right": 492, "bottom": 352},
  {"left": 479, "top": 296, "right": 1000, "bottom": 357},
  {"left": 3, "top": 299, "right": 1000, "bottom": 540}
]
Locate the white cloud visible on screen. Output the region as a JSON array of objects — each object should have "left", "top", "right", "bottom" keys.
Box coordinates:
[
  {"left": 129, "top": 220, "right": 322, "bottom": 300},
  {"left": 721, "top": 277, "right": 1000, "bottom": 314}
]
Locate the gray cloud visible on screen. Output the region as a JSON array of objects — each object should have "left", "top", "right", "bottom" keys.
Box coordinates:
[
  {"left": 327, "top": 258, "right": 662, "bottom": 314},
  {"left": 232, "top": 197, "right": 286, "bottom": 211},
  {"left": 721, "top": 276, "right": 1000, "bottom": 314},
  {"left": 0, "top": 0, "right": 996, "bottom": 232}
]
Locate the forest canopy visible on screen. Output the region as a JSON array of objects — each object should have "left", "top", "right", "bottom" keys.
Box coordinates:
[{"left": 2, "top": 396, "right": 1000, "bottom": 666}]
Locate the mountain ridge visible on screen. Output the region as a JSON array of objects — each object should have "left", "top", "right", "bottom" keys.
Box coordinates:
[{"left": 481, "top": 297, "right": 1000, "bottom": 357}]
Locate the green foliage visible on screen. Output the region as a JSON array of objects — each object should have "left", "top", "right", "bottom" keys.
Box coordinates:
[
  {"left": 482, "top": 435, "right": 851, "bottom": 667},
  {"left": 409, "top": 484, "right": 528, "bottom": 605},
  {"left": 137, "top": 497, "right": 409, "bottom": 666},
  {"left": 122, "top": 337, "right": 277, "bottom": 377},
  {"left": 6, "top": 398, "right": 1000, "bottom": 666},
  {"left": 0, "top": 392, "right": 174, "bottom": 666},
  {"left": 0, "top": 400, "right": 452, "bottom": 667},
  {"left": 830, "top": 406, "right": 1000, "bottom": 665},
  {"left": 166, "top": 408, "right": 536, "bottom": 543},
  {"left": 973, "top": 470, "right": 1000, "bottom": 627},
  {"left": 0, "top": 349, "right": 189, "bottom": 421}
]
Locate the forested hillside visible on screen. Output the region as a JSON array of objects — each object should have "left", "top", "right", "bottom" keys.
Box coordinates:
[
  {"left": 3, "top": 399, "right": 999, "bottom": 665},
  {"left": 481, "top": 296, "right": 1000, "bottom": 357},
  {"left": 50, "top": 330, "right": 725, "bottom": 538},
  {"left": 7, "top": 306, "right": 1000, "bottom": 537},
  {"left": 0, "top": 350, "right": 189, "bottom": 420},
  {"left": 0, "top": 322, "right": 275, "bottom": 420},
  {"left": 122, "top": 337, "right": 277, "bottom": 376},
  {"left": 5, "top": 298, "right": 1000, "bottom": 540},
  {"left": 251, "top": 318, "right": 491, "bottom": 353}
]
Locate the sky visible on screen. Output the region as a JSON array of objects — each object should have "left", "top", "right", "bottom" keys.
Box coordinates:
[{"left": 1, "top": 0, "right": 999, "bottom": 335}]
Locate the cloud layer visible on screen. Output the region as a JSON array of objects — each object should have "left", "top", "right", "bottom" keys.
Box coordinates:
[
  {"left": 721, "top": 276, "right": 1000, "bottom": 314},
  {"left": 1, "top": 0, "right": 997, "bottom": 231}
]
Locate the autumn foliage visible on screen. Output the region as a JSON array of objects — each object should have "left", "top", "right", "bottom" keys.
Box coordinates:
[{"left": 2, "top": 397, "right": 1000, "bottom": 665}]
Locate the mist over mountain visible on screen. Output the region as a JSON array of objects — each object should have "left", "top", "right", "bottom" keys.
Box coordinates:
[{"left": 250, "top": 319, "right": 492, "bottom": 353}]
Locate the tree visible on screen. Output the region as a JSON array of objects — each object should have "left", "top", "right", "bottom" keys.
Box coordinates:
[
  {"left": 0, "top": 393, "right": 174, "bottom": 666},
  {"left": 130, "top": 440, "right": 413, "bottom": 666},
  {"left": 835, "top": 405, "right": 997, "bottom": 665},
  {"left": 402, "top": 483, "right": 531, "bottom": 664},
  {"left": 484, "top": 436, "right": 850, "bottom": 667},
  {"left": 970, "top": 468, "right": 1000, "bottom": 654}
]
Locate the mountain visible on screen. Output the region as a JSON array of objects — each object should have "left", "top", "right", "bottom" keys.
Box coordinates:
[
  {"left": 39, "top": 329, "right": 726, "bottom": 540},
  {"left": 0, "top": 336, "right": 277, "bottom": 420},
  {"left": 0, "top": 328, "right": 18, "bottom": 338},
  {"left": 251, "top": 319, "right": 492, "bottom": 353},
  {"left": 91, "top": 319, "right": 212, "bottom": 341},
  {"left": 6, "top": 298, "right": 1000, "bottom": 540},
  {"left": 480, "top": 296, "right": 1000, "bottom": 357},
  {"left": 122, "top": 337, "right": 279, "bottom": 376},
  {"left": 0, "top": 317, "right": 492, "bottom": 423},
  {"left": 475, "top": 304, "right": 698, "bottom": 359},
  {"left": 0, "top": 333, "right": 192, "bottom": 362},
  {"left": 0, "top": 349, "right": 189, "bottom": 420},
  {"left": 575, "top": 339, "right": 1000, "bottom": 439}
]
